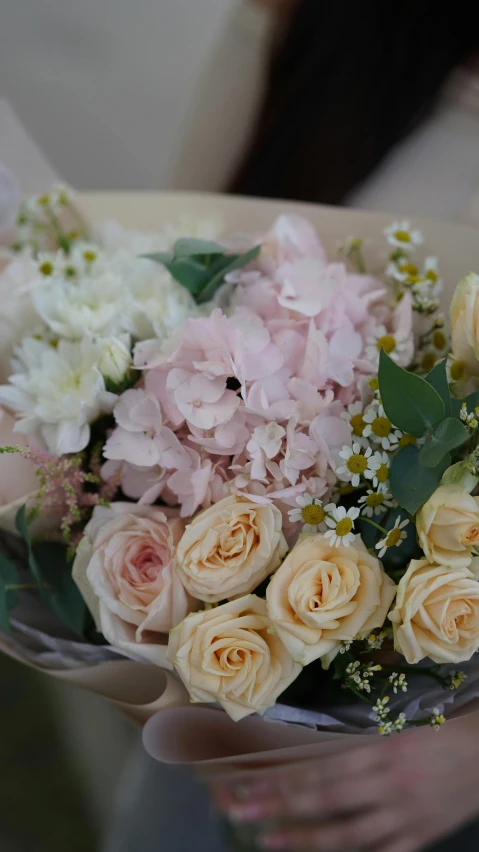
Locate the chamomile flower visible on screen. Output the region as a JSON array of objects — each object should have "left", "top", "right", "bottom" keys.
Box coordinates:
[
  {"left": 288, "top": 493, "right": 326, "bottom": 533},
  {"left": 369, "top": 451, "right": 391, "bottom": 491},
  {"left": 446, "top": 355, "right": 467, "bottom": 385},
  {"left": 429, "top": 709, "right": 446, "bottom": 731},
  {"left": 358, "top": 489, "right": 394, "bottom": 517},
  {"left": 324, "top": 504, "right": 360, "bottom": 548},
  {"left": 384, "top": 220, "right": 423, "bottom": 252},
  {"left": 375, "top": 516, "right": 409, "bottom": 559},
  {"left": 336, "top": 443, "right": 374, "bottom": 487},
  {"left": 340, "top": 401, "right": 367, "bottom": 443},
  {"left": 366, "top": 325, "right": 410, "bottom": 366},
  {"left": 363, "top": 401, "right": 402, "bottom": 450}
]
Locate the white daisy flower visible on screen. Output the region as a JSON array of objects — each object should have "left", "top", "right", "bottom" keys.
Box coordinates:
[
  {"left": 324, "top": 504, "right": 360, "bottom": 548},
  {"left": 446, "top": 355, "right": 467, "bottom": 386},
  {"left": 358, "top": 489, "right": 395, "bottom": 517},
  {"left": 376, "top": 517, "right": 409, "bottom": 558},
  {"left": 363, "top": 401, "right": 402, "bottom": 450},
  {"left": 336, "top": 443, "right": 374, "bottom": 487},
  {"left": 368, "top": 451, "right": 391, "bottom": 491},
  {"left": 384, "top": 220, "right": 423, "bottom": 252},
  {"left": 365, "top": 325, "right": 410, "bottom": 366},
  {"left": 340, "top": 401, "right": 368, "bottom": 444},
  {"left": 288, "top": 493, "right": 327, "bottom": 533}
]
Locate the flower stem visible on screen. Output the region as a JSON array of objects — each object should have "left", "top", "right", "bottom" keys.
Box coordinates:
[{"left": 360, "top": 517, "right": 388, "bottom": 535}]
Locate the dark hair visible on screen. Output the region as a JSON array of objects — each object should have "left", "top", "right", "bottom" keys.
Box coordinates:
[{"left": 230, "top": 1, "right": 479, "bottom": 204}]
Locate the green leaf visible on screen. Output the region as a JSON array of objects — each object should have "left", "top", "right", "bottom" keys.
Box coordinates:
[
  {"left": 173, "top": 238, "right": 225, "bottom": 258},
  {"left": 379, "top": 350, "right": 444, "bottom": 437},
  {"left": 142, "top": 250, "right": 174, "bottom": 265},
  {"left": 389, "top": 445, "right": 450, "bottom": 514},
  {"left": 451, "top": 390, "right": 479, "bottom": 420},
  {"left": 0, "top": 554, "right": 19, "bottom": 632},
  {"left": 196, "top": 245, "right": 261, "bottom": 304},
  {"left": 166, "top": 257, "right": 210, "bottom": 295},
  {"left": 419, "top": 417, "right": 469, "bottom": 468},
  {"left": 426, "top": 360, "right": 451, "bottom": 417},
  {"left": 35, "top": 541, "right": 87, "bottom": 637},
  {"left": 15, "top": 506, "right": 86, "bottom": 637}
]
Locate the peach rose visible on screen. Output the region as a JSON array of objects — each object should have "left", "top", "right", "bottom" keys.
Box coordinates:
[
  {"left": 73, "top": 502, "right": 195, "bottom": 668},
  {"left": 389, "top": 558, "right": 479, "bottom": 664},
  {"left": 167, "top": 594, "right": 301, "bottom": 721},
  {"left": 450, "top": 272, "right": 479, "bottom": 376},
  {"left": 175, "top": 494, "right": 287, "bottom": 603},
  {"left": 416, "top": 484, "right": 479, "bottom": 569},
  {"left": 266, "top": 534, "right": 396, "bottom": 666}
]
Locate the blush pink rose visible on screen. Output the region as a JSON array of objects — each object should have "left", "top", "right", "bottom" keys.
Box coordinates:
[{"left": 72, "top": 502, "right": 196, "bottom": 668}]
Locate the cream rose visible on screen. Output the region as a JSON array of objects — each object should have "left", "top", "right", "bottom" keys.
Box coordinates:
[
  {"left": 175, "top": 494, "right": 287, "bottom": 603},
  {"left": 450, "top": 272, "right": 479, "bottom": 375},
  {"left": 266, "top": 533, "right": 396, "bottom": 666},
  {"left": 73, "top": 502, "right": 195, "bottom": 668},
  {"left": 167, "top": 594, "right": 301, "bottom": 721},
  {"left": 389, "top": 558, "right": 479, "bottom": 664},
  {"left": 416, "top": 484, "right": 479, "bottom": 569}
]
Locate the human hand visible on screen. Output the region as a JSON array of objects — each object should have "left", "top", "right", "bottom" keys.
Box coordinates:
[{"left": 211, "top": 713, "right": 479, "bottom": 851}]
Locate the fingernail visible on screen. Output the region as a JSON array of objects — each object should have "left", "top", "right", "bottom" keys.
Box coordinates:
[
  {"left": 228, "top": 802, "right": 267, "bottom": 823},
  {"left": 259, "top": 834, "right": 287, "bottom": 850}
]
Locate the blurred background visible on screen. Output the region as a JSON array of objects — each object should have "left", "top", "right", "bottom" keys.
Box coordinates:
[{"left": 1, "top": 1, "right": 479, "bottom": 850}]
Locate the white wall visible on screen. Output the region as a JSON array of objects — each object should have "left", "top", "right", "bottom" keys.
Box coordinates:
[{"left": 0, "top": 0, "right": 270, "bottom": 190}]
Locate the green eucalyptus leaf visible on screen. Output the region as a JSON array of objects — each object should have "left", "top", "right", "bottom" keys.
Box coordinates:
[
  {"left": 173, "top": 238, "right": 226, "bottom": 258},
  {"left": 389, "top": 445, "right": 450, "bottom": 514},
  {"left": 142, "top": 250, "right": 174, "bottom": 265},
  {"left": 426, "top": 360, "right": 451, "bottom": 417},
  {"left": 166, "top": 257, "right": 210, "bottom": 295},
  {"left": 0, "top": 554, "right": 19, "bottom": 632},
  {"left": 379, "top": 350, "right": 444, "bottom": 437},
  {"left": 196, "top": 245, "right": 261, "bottom": 304},
  {"left": 441, "top": 458, "right": 479, "bottom": 492},
  {"left": 15, "top": 504, "right": 44, "bottom": 592},
  {"left": 451, "top": 390, "right": 479, "bottom": 420},
  {"left": 34, "top": 541, "right": 87, "bottom": 637},
  {"left": 419, "top": 417, "right": 469, "bottom": 468}
]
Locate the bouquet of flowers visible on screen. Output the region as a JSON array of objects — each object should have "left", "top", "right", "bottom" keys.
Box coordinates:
[{"left": 2, "top": 184, "right": 479, "bottom": 751}]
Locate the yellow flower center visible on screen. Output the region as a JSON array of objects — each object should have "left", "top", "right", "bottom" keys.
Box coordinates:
[
  {"left": 38, "top": 194, "right": 50, "bottom": 207},
  {"left": 398, "top": 434, "right": 416, "bottom": 448},
  {"left": 366, "top": 493, "right": 384, "bottom": 508},
  {"left": 369, "top": 377, "right": 379, "bottom": 391},
  {"left": 39, "top": 261, "right": 54, "bottom": 276},
  {"left": 399, "top": 262, "right": 418, "bottom": 275},
  {"left": 426, "top": 269, "right": 438, "bottom": 283},
  {"left": 83, "top": 249, "right": 97, "bottom": 263},
  {"left": 336, "top": 518, "right": 353, "bottom": 537},
  {"left": 385, "top": 528, "right": 402, "bottom": 547},
  {"left": 450, "top": 360, "right": 465, "bottom": 382},
  {"left": 302, "top": 504, "right": 325, "bottom": 525},
  {"left": 376, "top": 334, "right": 396, "bottom": 354},
  {"left": 350, "top": 413, "right": 366, "bottom": 436},
  {"left": 394, "top": 230, "right": 411, "bottom": 243},
  {"left": 421, "top": 352, "right": 436, "bottom": 372},
  {"left": 376, "top": 463, "right": 389, "bottom": 483},
  {"left": 433, "top": 330, "right": 446, "bottom": 350},
  {"left": 405, "top": 274, "right": 423, "bottom": 285},
  {"left": 65, "top": 266, "right": 77, "bottom": 278},
  {"left": 347, "top": 453, "right": 368, "bottom": 474},
  {"left": 372, "top": 416, "right": 392, "bottom": 438}
]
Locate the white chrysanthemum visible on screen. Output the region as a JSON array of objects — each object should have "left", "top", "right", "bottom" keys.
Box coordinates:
[
  {"left": 358, "top": 489, "right": 395, "bottom": 517},
  {"left": 336, "top": 443, "right": 374, "bottom": 487},
  {"left": 324, "top": 504, "right": 359, "bottom": 548},
  {"left": 97, "top": 335, "right": 132, "bottom": 385},
  {"left": 288, "top": 493, "right": 326, "bottom": 533},
  {"left": 365, "top": 325, "right": 410, "bottom": 367},
  {"left": 363, "top": 401, "right": 402, "bottom": 450},
  {"left": 384, "top": 220, "right": 423, "bottom": 251},
  {"left": 33, "top": 269, "right": 127, "bottom": 340},
  {"left": 125, "top": 258, "right": 197, "bottom": 341},
  {"left": 0, "top": 337, "right": 116, "bottom": 454}
]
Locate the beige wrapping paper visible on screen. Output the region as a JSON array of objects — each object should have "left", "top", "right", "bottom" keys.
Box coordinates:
[{"left": 2, "top": 191, "right": 479, "bottom": 729}]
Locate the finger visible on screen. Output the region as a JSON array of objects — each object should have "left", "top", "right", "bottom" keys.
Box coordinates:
[
  {"left": 219, "top": 742, "right": 386, "bottom": 806},
  {"left": 259, "top": 808, "right": 401, "bottom": 851},
  {"left": 225, "top": 769, "right": 396, "bottom": 824}
]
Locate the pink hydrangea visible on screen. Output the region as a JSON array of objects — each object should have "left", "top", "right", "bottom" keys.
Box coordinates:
[{"left": 102, "top": 214, "right": 411, "bottom": 526}]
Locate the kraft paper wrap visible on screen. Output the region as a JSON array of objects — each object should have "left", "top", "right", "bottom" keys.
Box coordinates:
[{"left": 2, "top": 192, "right": 479, "bottom": 746}]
